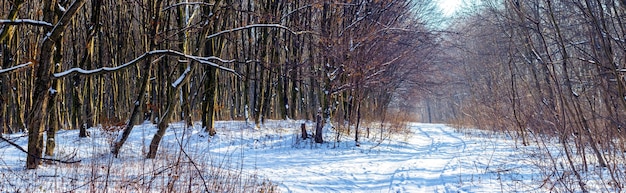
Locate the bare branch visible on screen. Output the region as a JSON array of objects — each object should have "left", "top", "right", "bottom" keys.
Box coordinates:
[
  {"left": 162, "top": 2, "right": 214, "bottom": 11},
  {"left": 206, "top": 24, "right": 315, "bottom": 40},
  {"left": 172, "top": 65, "right": 192, "bottom": 88},
  {"left": 43, "top": 0, "right": 86, "bottom": 44},
  {"left": 53, "top": 50, "right": 240, "bottom": 78},
  {"left": 0, "top": 62, "right": 33, "bottom": 75},
  {"left": 0, "top": 19, "right": 53, "bottom": 28},
  {"left": 280, "top": 5, "right": 312, "bottom": 21}
]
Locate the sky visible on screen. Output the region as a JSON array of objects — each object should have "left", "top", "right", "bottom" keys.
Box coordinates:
[{"left": 438, "top": 0, "right": 464, "bottom": 16}]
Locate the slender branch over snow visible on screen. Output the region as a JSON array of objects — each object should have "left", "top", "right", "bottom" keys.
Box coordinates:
[
  {"left": 0, "top": 19, "right": 54, "bottom": 28},
  {"left": 53, "top": 50, "right": 240, "bottom": 78}
]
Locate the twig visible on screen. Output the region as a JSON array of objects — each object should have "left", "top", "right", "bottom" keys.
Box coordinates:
[
  {"left": 63, "top": 175, "right": 101, "bottom": 193},
  {"left": 178, "top": 138, "right": 210, "bottom": 192}
]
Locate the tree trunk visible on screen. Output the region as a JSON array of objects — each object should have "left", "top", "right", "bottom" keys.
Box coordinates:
[
  {"left": 45, "top": 13, "right": 65, "bottom": 156},
  {"left": 26, "top": 0, "right": 86, "bottom": 169},
  {"left": 295, "top": 123, "right": 304, "bottom": 141},
  {"left": 177, "top": 4, "right": 193, "bottom": 127},
  {"left": 75, "top": 0, "right": 102, "bottom": 138},
  {"left": 200, "top": 0, "right": 224, "bottom": 135},
  {"left": 253, "top": 66, "right": 265, "bottom": 128},
  {"left": 315, "top": 113, "right": 323, "bottom": 143},
  {"left": 203, "top": 67, "right": 218, "bottom": 135},
  {"left": 147, "top": 70, "right": 185, "bottom": 158},
  {"left": 355, "top": 100, "right": 361, "bottom": 147}
]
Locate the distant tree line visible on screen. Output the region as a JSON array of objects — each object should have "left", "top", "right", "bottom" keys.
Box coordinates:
[{"left": 0, "top": 0, "right": 438, "bottom": 169}]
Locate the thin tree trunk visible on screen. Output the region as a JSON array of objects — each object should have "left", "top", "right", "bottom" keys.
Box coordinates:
[
  {"left": 203, "top": 66, "right": 218, "bottom": 135},
  {"left": 177, "top": 4, "right": 193, "bottom": 127},
  {"left": 355, "top": 99, "right": 361, "bottom": 146},
  {"left": 147, "top": 67, "right": 188, "bottom": 158}
]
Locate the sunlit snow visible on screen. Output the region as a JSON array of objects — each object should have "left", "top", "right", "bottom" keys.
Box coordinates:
[{"left": 0, "top": 120, "right": 613, "bottom": 192}]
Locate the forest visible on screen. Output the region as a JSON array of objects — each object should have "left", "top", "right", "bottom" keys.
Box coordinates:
[
  {"left": 0, "top": 0, "right": 437, "bottom": 170},
  {"left": 2, "top": 0, "right": 626, "bottom": 192}
]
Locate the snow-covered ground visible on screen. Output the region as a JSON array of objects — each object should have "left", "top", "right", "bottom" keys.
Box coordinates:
[
  {"left": 222, "top": 122, "right": 533, "bottom": 193},
  {"left": 0, "top": 120, "right": 614, "bottom": 192}
]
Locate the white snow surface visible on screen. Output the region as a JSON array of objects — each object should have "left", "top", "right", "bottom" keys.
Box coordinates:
[{"left": 0, "top": 120, "right": 613, "bottom": 192}]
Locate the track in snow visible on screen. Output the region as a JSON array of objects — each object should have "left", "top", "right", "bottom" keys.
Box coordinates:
[
  {"left": 387, "top": 124, "right": 468, "bottom": 193},
  {"left": 210, "top": 123, "right": 515, "bottom": 193}
]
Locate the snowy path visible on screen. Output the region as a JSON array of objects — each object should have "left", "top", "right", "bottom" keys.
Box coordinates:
[
  {"left": 222, "top": 123, "right": 492, "bottom": 193},
  {"left": 387, "top": 125, "right": 467, "bottom": 192}
]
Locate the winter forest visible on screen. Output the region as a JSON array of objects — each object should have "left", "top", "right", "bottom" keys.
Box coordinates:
[{"left": 1, "top": 0, "right": 626, "bottom": 192}]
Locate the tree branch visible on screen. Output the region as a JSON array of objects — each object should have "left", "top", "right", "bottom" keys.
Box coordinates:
[
  {"left": 206, "top": 24, "right": 315, "bottom": 40},
  {"left": 280, "top": 5, "right": 312, "bottom": 21},
  {"left": 0, "top": 19, "right": 54, "bottom": 28},
  {"left": 162, "top": 2, "right": 214, "bottom": 11},
  {"left": 43, "top": 0, "right": 86, "bottom": 44},
  {"left": 0, "top": 62, "right": 32, "bottom": 75},
  {"left": 53, "top": 50, "right": 240, "bottom": 78}
]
